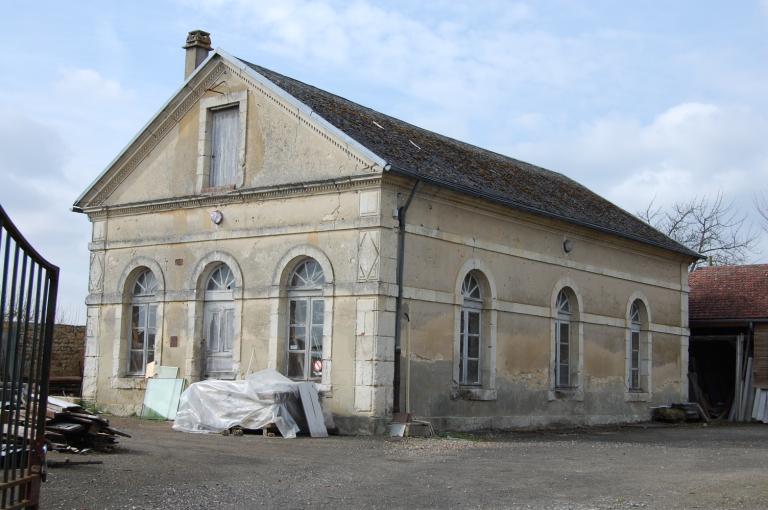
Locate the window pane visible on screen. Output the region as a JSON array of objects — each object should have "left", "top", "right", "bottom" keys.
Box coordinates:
[
  {"left": 289, "top": 326, "right": 306, "bottom": 351},
  {"left": 559, "top": 322, "right": 569, "bottom": 345},
  {"left": 290, "top": 300, "right": 308, "bottom": 325},
  {"left": 459, "top": 356, "right": 464, "bottom": 383},
  {"left": 312, "top": 299, "right": 325, "bottom": 326},
  {"left": 467, "top": 336, "right": 480, "bottom": 359},
  {"left": 631, "top": 370, "right": 639, "bottom": 389},
  {"left": 147, "top": 332, "right": 156, "bottom": 352},
  {"left": 148, "top": 305, "right": 157, "bottom": 329},
  {"left": 467, "top": 360, "right": 479, "bottom": 384},
  {"left": 311, "top": 325, "right": 323, "bottom": 351},
  {"left": 310, "top": 354, "right": 322, "bottom": 379},
  {"left": 558, "top": 363, "right": 570, "bottom": 387},
  {"left": 287, "top": 352, "right": 305, "bottom": 379},
  {"left": 147, "top": 348, "right": 155, "bottom": 365},
  {"left": 131, "top": 305, "right": 142, "bottom": 328},
  {"left": 468, "top": 311, "right": 480, "bottom": 335},
  {"left": 131, "top": 329, "right": 145, "bottom": 350},
  {"left": 129, "top": 351, "right": 144, "bottom": 374}
]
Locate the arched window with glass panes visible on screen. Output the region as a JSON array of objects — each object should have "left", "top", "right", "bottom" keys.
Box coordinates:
[
  {"left": 128, "top": 269, "right": 158, "bottom": 375},
  {"left": 555, "top": 290, "right": 572, "bottom": 388},
  {"left": 629, "top": 302, "right": 641, "bottom": 390},
  {"left": 459, "top": 272, "right": 483, "bottom": 385},
  {"left": 203, "top": 263, "right": 236, "bottom": 377},
  {"left": 286, "top": 259, "right": 325, "bottom": 380}
]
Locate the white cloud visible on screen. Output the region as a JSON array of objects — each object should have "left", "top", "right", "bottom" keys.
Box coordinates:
[
  {"left": 55, "top": 67, "right": 131, "bottom": 103},
  {"left": 509, "top": 102, "right": 768, "bottom": 258}
]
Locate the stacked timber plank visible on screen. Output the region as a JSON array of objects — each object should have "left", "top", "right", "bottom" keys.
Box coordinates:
[{"left": 45, "top": 397, "right": 129, "bottom": 452}]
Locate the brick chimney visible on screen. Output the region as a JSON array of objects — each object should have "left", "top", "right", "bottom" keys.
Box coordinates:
[{"left": 183, "top": 30, "right": 212, "bottom": 79}]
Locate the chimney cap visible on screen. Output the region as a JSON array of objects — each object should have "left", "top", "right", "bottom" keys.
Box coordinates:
[{"left": 183, "top": 30, "right": 212, "bottom": 50}]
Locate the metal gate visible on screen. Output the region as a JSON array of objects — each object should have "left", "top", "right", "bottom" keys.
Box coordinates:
[{"left": 0, "top": 204, "right": 58, "bottom": 509}]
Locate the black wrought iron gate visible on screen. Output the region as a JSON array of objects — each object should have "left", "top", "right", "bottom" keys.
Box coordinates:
[{"left": 0, "top": 204, "right": 58, "bottom": 509}]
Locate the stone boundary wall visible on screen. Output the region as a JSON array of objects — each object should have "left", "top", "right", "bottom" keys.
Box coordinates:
[{"left": 50, "top": 324, "right": 86, "bottom": 379}]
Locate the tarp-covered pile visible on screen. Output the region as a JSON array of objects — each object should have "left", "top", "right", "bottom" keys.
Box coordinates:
[{"left": 172, "top": 369, "right": 304, "bottom": 438}]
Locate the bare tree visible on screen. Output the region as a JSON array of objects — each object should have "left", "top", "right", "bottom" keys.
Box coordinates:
[{"left": 639, "top": 193, "right": 757, "bottom": 270}]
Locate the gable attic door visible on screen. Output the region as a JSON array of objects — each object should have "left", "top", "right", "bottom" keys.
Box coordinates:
[{"left": 208, "top": 105, "right": 240, "bottom": 188}]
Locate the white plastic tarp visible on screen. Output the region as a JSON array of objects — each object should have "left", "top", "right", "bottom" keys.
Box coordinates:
[{"left": 172, "top": 369, "right": 302, "bottom": 438}]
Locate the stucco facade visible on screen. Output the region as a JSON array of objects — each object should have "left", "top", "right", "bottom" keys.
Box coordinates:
[{"left": 75, "top": 39, "right": 696, "bottom": 433}]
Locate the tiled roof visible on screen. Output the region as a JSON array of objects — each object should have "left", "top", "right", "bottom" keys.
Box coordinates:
[
  {"left": 689, "top": 264, "right": 768, "bottom": 321},
  {"left": 239, "top": 58, "right": 699, "bottom": 259}
]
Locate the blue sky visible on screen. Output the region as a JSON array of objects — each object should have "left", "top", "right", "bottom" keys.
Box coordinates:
[{"left": 1, "top": 1, "right": 767, "bottom": 323}]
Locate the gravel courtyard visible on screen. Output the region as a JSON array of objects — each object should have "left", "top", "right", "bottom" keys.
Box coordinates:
[{"left": 41, "top": 418, "right": 768, "bottom": 510}]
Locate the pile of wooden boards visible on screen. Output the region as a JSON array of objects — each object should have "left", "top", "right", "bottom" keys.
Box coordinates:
[{"left": 45, "top": 396, "right": 130, "bottom": 452}]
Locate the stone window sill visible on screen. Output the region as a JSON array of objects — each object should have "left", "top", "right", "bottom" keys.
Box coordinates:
[{"left": 625, "top": 391, "right": 650, "bottom": 402}]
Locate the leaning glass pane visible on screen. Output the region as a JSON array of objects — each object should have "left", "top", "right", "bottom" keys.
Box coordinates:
[{"left": 288, "top": 352, "right": 305, "bottom": 379}]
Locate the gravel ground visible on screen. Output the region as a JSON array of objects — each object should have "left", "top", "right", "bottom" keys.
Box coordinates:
[{"left": 40, "top": 418, "right": 768, "bottom": 509}]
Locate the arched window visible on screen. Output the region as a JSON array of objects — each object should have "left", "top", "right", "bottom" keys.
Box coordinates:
[
  {"left": 555, "top": 290, "right": 572, "bottom": 388},
  {"left": 629, "top": 302, "right": 641, "bottom": 390},
  {"left": 287, "top": 259, "right": 325, "bottom": 380},
  {"left": 203, "top": 263, "right": 236, "bottom": 377},
  {"left": 627, "top": 299, "right": 651, "bottom": 394},
  {"left": 459, "top": 272, "right": 483, "bottom": 385},
  {"left": 128, "top": 269, "right": 158, "bottom": 375}
]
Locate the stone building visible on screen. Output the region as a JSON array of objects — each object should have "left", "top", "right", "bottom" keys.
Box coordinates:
[{"left": 73, "top": 31, "right": 698, "bottom": 433}]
